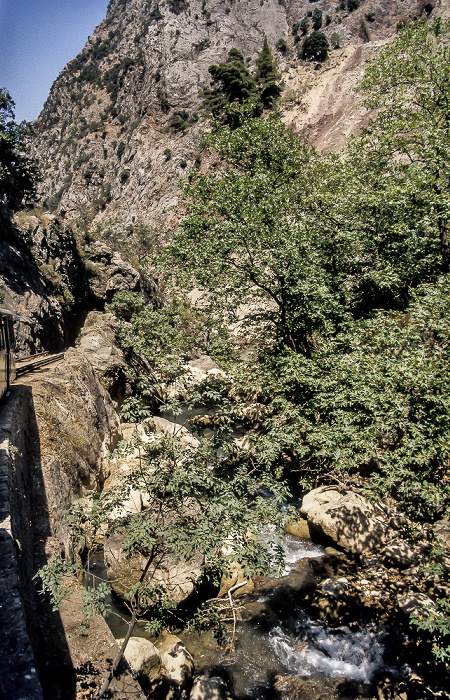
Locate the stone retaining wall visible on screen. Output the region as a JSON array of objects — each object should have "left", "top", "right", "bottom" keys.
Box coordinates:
[{"left": 0, "top": 386, "right": 44, "bottom": 700}]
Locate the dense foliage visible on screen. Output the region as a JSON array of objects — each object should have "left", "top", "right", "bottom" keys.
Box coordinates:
[
  {"left": 41, "top": 18, "right": 450, "bottom": 674},
  {"left": 201, "top": 39, "right": 281, "bottom": 118},
  {"left": 0, "top": 89, "right": 38, "bottom": 213},
  {"left": 161, "top": 19, "right": 450, "bottom": 658}
]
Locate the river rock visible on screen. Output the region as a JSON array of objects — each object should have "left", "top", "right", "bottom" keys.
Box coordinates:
[
  {"left": 104, "top": 511, "right": 204, "bottom": 604},
  {"left": 320, "top": 577, "right": 348, "bottom": 598},
  {"left": 433, "top": 517, "right": 450, "bottom": 548},
  {"left": 145, "top": 415, "right": 200, "bottom": 447},
  {"left": 218, "top": 561, "right": 254, "bottom": 598},
  {"left": 284, "top": 515, "right": 311, "bottom": 540},
  {"left": 381, "top": 541, "right": 417, "bottom": 569},
  {"left": 274, "top": 675, "right": 346, "bottom": 699},
  {"left": 190, "top": 675, "right": 229, "bottom": 700},
  {"left": 300, "top": 486, "right": 388, "bottom": 555},
  {"left": 398, "top": 593, "right": 435, "bottom": 618},
  {"left": 117, "top": 637, "right": 160, "bottom": 674},
  {"left": 186, "top": 356, "right": 227, "bottom": 383},
  {"left": 156, "top": 631, "right": 194, "bottom": 686}
]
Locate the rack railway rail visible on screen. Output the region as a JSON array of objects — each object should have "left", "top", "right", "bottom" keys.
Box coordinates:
[{"left": 16, "top": 352, "right": 65, "bottom": 376}]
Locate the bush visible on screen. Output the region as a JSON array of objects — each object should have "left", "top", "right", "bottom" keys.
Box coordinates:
[
  {"left": 168, "top": 0, "right": 189, "bottom": 14},
  {"left": 275, "top": 38, "right": 288, "bottom": 54},
  {"left": 149, "top": 3, "right": 163, "bottom": 21},
  {"left": 330, "top": 32, "right": 341, "bottom": 48},
  {"left": 301, "top": 31, "right": 329, "bottom": 61},
  {"left": 170, "top": 110, "right": 190, "bottom": 132},
  {"left": 120, "top": 169, "right": 130, "bottom": 184},
  {"left": 312, "top": 7, "right": 322, "bottom": 30},
  {"left": 157, "top": 87, "right": 170, "bottom": 113},
  {"left": 193, "top": 37, "right": 211, "bottom": 51}
]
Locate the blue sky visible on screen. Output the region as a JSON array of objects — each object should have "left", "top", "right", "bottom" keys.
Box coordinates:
[{"left": 0, "top": 0, "right": 110, "bottom": 123}]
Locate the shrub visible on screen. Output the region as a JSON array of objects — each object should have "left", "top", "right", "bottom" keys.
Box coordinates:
[
  {"left": 301, "top": 31, "right": 329, "bottom": 61},
  {"left": 164, "top": 148, "right": 172, "bottom": 161},
  {"left": 170, "top": 110, "right": 190, "bottom": 132},
  {"left": 347, "top": 0, "right": 360, "bottom": 10},
  {"left": 168, "top": 0, "right": 189, "bottom": 14},
  {"left": 157, "top": 87, "right": 170, "bottom": 113},
  {"left": 120, "top": 169, "right": 130, "bottom": 184},
  {"left": 275, "top": 38, "right": 288, "bottom": 54},
  {"left": 193, "top": 38, "right": 211, "bottom": 51},
  {"left": 330, "top": 32, "right": 341, "bottom": 48},
  {"left": 312, "top": 7, "right": 322, "bottom": 30},
  {"left": 149, "top": 3, "right": 163, "bottom": 21},
  {"left": 300, "top": 18, "right": 309, "bottom": 35}
]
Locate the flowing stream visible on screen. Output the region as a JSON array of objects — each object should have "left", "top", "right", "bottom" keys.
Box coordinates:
[
  {"left": 177, "top": 536, "right": 398, "bottom": 699},
  {"left": 89, "top": 403, "right": 401, "bottom": 697},
  {"left": 89, "top": 529, "right": 399, "bottom": 698}
]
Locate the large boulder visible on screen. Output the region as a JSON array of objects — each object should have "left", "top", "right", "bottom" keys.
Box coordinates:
[
  {"left": 190, "top": 676, "right": 229, "bottom": 700},
  {"left": 84, "top": 243, "right": 153, "bottom": 304},
  {"left": 186, "top": 355, "right": 227, "bottom": 383},
  {"left": 1, "top": 213, "right": 89, "bottom": 356},
  {"left": 104, "top": 502, "right": 204, "bottom": 604},
  {"left": 145, "top": 415, "right": 200, "bottom": 448},
  {"left": 156, "top": 631, "right": 194, "bottom": 686},
  {"left": 29, "top": 347, "right": 121, "bottom": 553},
  {"left": 300, "top": 486, "right": 389, "bottom": 555},
  {"left": 78, "top": 311, "right": 133, "bottom": 406},
  {"left": 117, "top": 637, "right": 160, "bottom": 675}
]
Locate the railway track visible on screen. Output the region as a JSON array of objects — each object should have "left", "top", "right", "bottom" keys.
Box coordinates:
[{"left": 16, "top": 352, "right": 65, "bottom": 376}]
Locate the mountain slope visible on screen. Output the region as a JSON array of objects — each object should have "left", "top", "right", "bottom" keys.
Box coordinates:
[{"left": 30, "top": 0, "right": 435, "bottom": 247}]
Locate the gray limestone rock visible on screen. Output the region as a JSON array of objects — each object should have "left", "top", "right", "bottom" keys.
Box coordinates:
[{"left": 300, "top": 486, "right": 389, "bottom": 555}]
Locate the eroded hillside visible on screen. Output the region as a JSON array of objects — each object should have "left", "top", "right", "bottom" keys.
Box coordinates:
[{"left": 31, "top": 0, "right": 437, "bottom": 246}]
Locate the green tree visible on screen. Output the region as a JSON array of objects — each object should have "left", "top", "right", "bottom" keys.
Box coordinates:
[
  {"left": 164, "top": 111, "right": 344, "bottom": 355},
  {"left": 301, "top": 31, "right": 329, "bottom": 61},
  {"left": 299, "top": 18, "right": 309, "bottom": 35},
  {"left": 200, "top": 41, "right": 282, "bottom": 119},
  {"left": 0, "top": 89, "right": 39, "bottom": 214},
  {"left": 356, "top": 18, "right": 450, "bottom": 274},
  {"left": 312, "top": 7, "right": 323, "bottom": 30},
  {"left": 254, "top": 37, "right": 282, "bottom": 108},
  {"left": 201, "top": 49, "right": 257, "bottom": 116},
  {"left": 252, "top": 278, "right": 450, "bottom": 519}
]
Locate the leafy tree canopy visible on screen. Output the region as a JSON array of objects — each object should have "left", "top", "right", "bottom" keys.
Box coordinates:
[
  {"left": 301, "top": 31, "right": 329, "bottom": 61},
  {"left": 356, "top": 17, "right": 450, "bottom": 273},
  {"left": 0, "top": 89, "right": 39, "bottom": 214}
]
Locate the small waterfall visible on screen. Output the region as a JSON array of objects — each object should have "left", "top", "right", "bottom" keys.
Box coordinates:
[{"left": 269, "top": 614, "right": 389, "bottom": 683}]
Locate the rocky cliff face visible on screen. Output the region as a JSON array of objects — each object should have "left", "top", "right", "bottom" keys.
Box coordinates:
[
  {"left": 0, "top": 211, "right": 154, "bottom": 356},
  {"left": 30, "top": 0, "right": 433, "bottom": 245}
]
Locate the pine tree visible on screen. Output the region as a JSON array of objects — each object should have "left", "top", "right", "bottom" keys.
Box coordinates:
[{"left": 254, "top": 37, "right": 281, "bottom": 108}]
